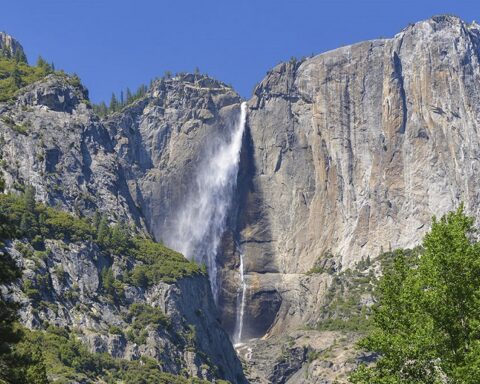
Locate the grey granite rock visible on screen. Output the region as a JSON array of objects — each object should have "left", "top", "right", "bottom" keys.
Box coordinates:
[
  {"left": 230, "top": 15, "right": 480, "bottom": 383},
  {"left": 0, "top": 74, "right": 141, "bottom": 226},
  {"left": 3, "top": 238, "right": 246, "bottom": 383},
  {"left": 105, "top": 73, "right": 242, "bottom": 245},
  {"left": 0, "top": 72, "right": 246, "bottom": 382},
  {"left": 0, "top": 32, "right": 25, "bottom": 60}
]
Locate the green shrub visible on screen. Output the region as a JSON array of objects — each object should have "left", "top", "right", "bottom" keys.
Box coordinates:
[
  {"left": 123, "top": 303, "right": 169, "bottom": 345},
  {"left": 22, "top": 279, "right": 40, "bottom": 300},
  {"left": 108, "top": 325, "right": 124, "bottom": 336},
  {"left": 129, "top": 238, "right": 203, "bottom": 285}
]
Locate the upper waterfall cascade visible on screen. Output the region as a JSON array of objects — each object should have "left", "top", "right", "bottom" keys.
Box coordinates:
[{"left": 166, "top": 102, "right": 247, "bottom": 301}]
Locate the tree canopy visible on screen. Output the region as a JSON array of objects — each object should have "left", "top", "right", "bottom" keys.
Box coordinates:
[{"left": 351, "top": 205, "right": 480, "bottom": 383}]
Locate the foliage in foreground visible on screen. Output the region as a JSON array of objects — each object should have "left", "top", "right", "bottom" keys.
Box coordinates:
[{"left": 350, "top": 205, "right": 480, "bottom": 383}]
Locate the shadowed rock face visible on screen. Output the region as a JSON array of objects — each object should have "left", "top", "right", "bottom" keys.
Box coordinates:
[
  {"left": 104, "top": 16, "right": 480, "bottom": 348},
  {"left": 233, "top": 15, "right": 480, "bottom": 340}
]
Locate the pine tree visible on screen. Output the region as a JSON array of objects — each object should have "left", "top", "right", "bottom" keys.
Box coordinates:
[
  {"left": 0, "top": 213, "right": 47, "bottom": 382},
  {"left": 109, "top": 93, "right": 118, "bottom": 113},
  {"left": 0, "top": 172, "right": 5, "bottom": 193},
  {"left": 18, "top": 187, "right": 37, "bottom": 238},
  {"left": 93, "top": 211, "right": 101, "bottom": 231},
  {"left": 94, "top": 101, "right": 108, "bottom": 117},
  {"left": 14, "top": 49, "right": 26, "bottom": 63},
  {"left": 11, "top": 65, "right": 22, "bottom": 88},
  {"left": 24, "top": 186, "right": 36, "bottom": 213},
  {"left": 101, "top": 267, "right": 115, "bottom": 296},
  {"left": 136, "top": 84, "right": 147, "bottom": 98},
  {"left": 35, "top": 56, "right": 52, "bottom": 74},
  {"left": 36, "top": 56, "right": 47, "bottom": 68}
]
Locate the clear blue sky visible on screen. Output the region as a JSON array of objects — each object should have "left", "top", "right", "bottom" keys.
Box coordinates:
[{"left": 2, "top": 0, "right": 480, "bottom": 103}]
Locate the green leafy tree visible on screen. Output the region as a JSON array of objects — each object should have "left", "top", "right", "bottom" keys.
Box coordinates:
[{"left": 351, "top": 205, "right": 480, "bottom": 383}]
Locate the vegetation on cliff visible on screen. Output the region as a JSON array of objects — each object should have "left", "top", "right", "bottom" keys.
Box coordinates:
[
  {"left": 15, "top": 326, "right": 212, "bottom": 384},
  {"left": 0, "top": 188, "right": 211, "bottom": 383},
  {"left": 0, "top": 53, "right": 68, "bottom": 102},
  {"left": 0, "top": 187, "right": 203, "bottom": 284}
]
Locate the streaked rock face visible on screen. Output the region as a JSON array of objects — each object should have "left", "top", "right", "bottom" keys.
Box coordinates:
[{"left": 234, "top": 16, "right": 480, "bottom": 342}]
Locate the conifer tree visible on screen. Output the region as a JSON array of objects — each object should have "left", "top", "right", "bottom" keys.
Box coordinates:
[
  {"left": 96, "top": 215, "right": 110, "bottom": 245},
  {"left": 109, "top": 93, "right": 118, "bottom": 113},
  {"left": 126, "top": 88, "right": 133, "bottom": 104}
]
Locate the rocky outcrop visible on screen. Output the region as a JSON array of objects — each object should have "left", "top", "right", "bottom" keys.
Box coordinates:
[
  {"left": 0, "top": 74, "right": 141, "bottom": 225},
  {"left": 0, "top": 32, "right": 25, "bottom": 60},
  {"left": 3, "top": 238, "right": 245, "bottom": 382},
  {"left": 237, "top": 330, "right": 365, "bottom": 384},
  {"left": 0, "top": 73, "right": 246, "bottom": 382},
  {"left": 4, "top": 15, "right": 480, "bottom": 383}
]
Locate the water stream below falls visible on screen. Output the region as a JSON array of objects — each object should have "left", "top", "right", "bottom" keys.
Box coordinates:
[
  {"left": 234, "top": 249, "right": 247, "bottom": 346},
  {"left": 166, "top": 102, "right": 247, "bottom": 303}
]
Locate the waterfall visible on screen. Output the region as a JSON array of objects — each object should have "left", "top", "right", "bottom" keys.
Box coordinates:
[
  {"left": 233, "top": 249, "right": 247, "bottom": 346},
  {"left": 166, "top": 102, "right": 247, "bottom": 301}
]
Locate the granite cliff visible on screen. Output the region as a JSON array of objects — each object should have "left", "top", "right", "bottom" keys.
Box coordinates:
[
  {"left": 230, "top": 15, "right": 480, "bottom": 382},
  {"left": 2, "top": 14, "right": 480, "bottom": 383}
]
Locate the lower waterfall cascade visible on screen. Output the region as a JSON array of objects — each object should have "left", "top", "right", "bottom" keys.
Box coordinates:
[
  {"left": 166, "top": 102, "right": 248, "bottom": 302},
  {"left": 233, "top": 249, "right": 247, "bottom": 346}
]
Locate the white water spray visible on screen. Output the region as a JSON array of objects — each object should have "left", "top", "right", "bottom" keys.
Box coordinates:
[
  {"left": 233, "top": 249, "right": 247, "bottom": 346},
  {"left": 166, "top": 102, "right": 247, "bottom": 301}
]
